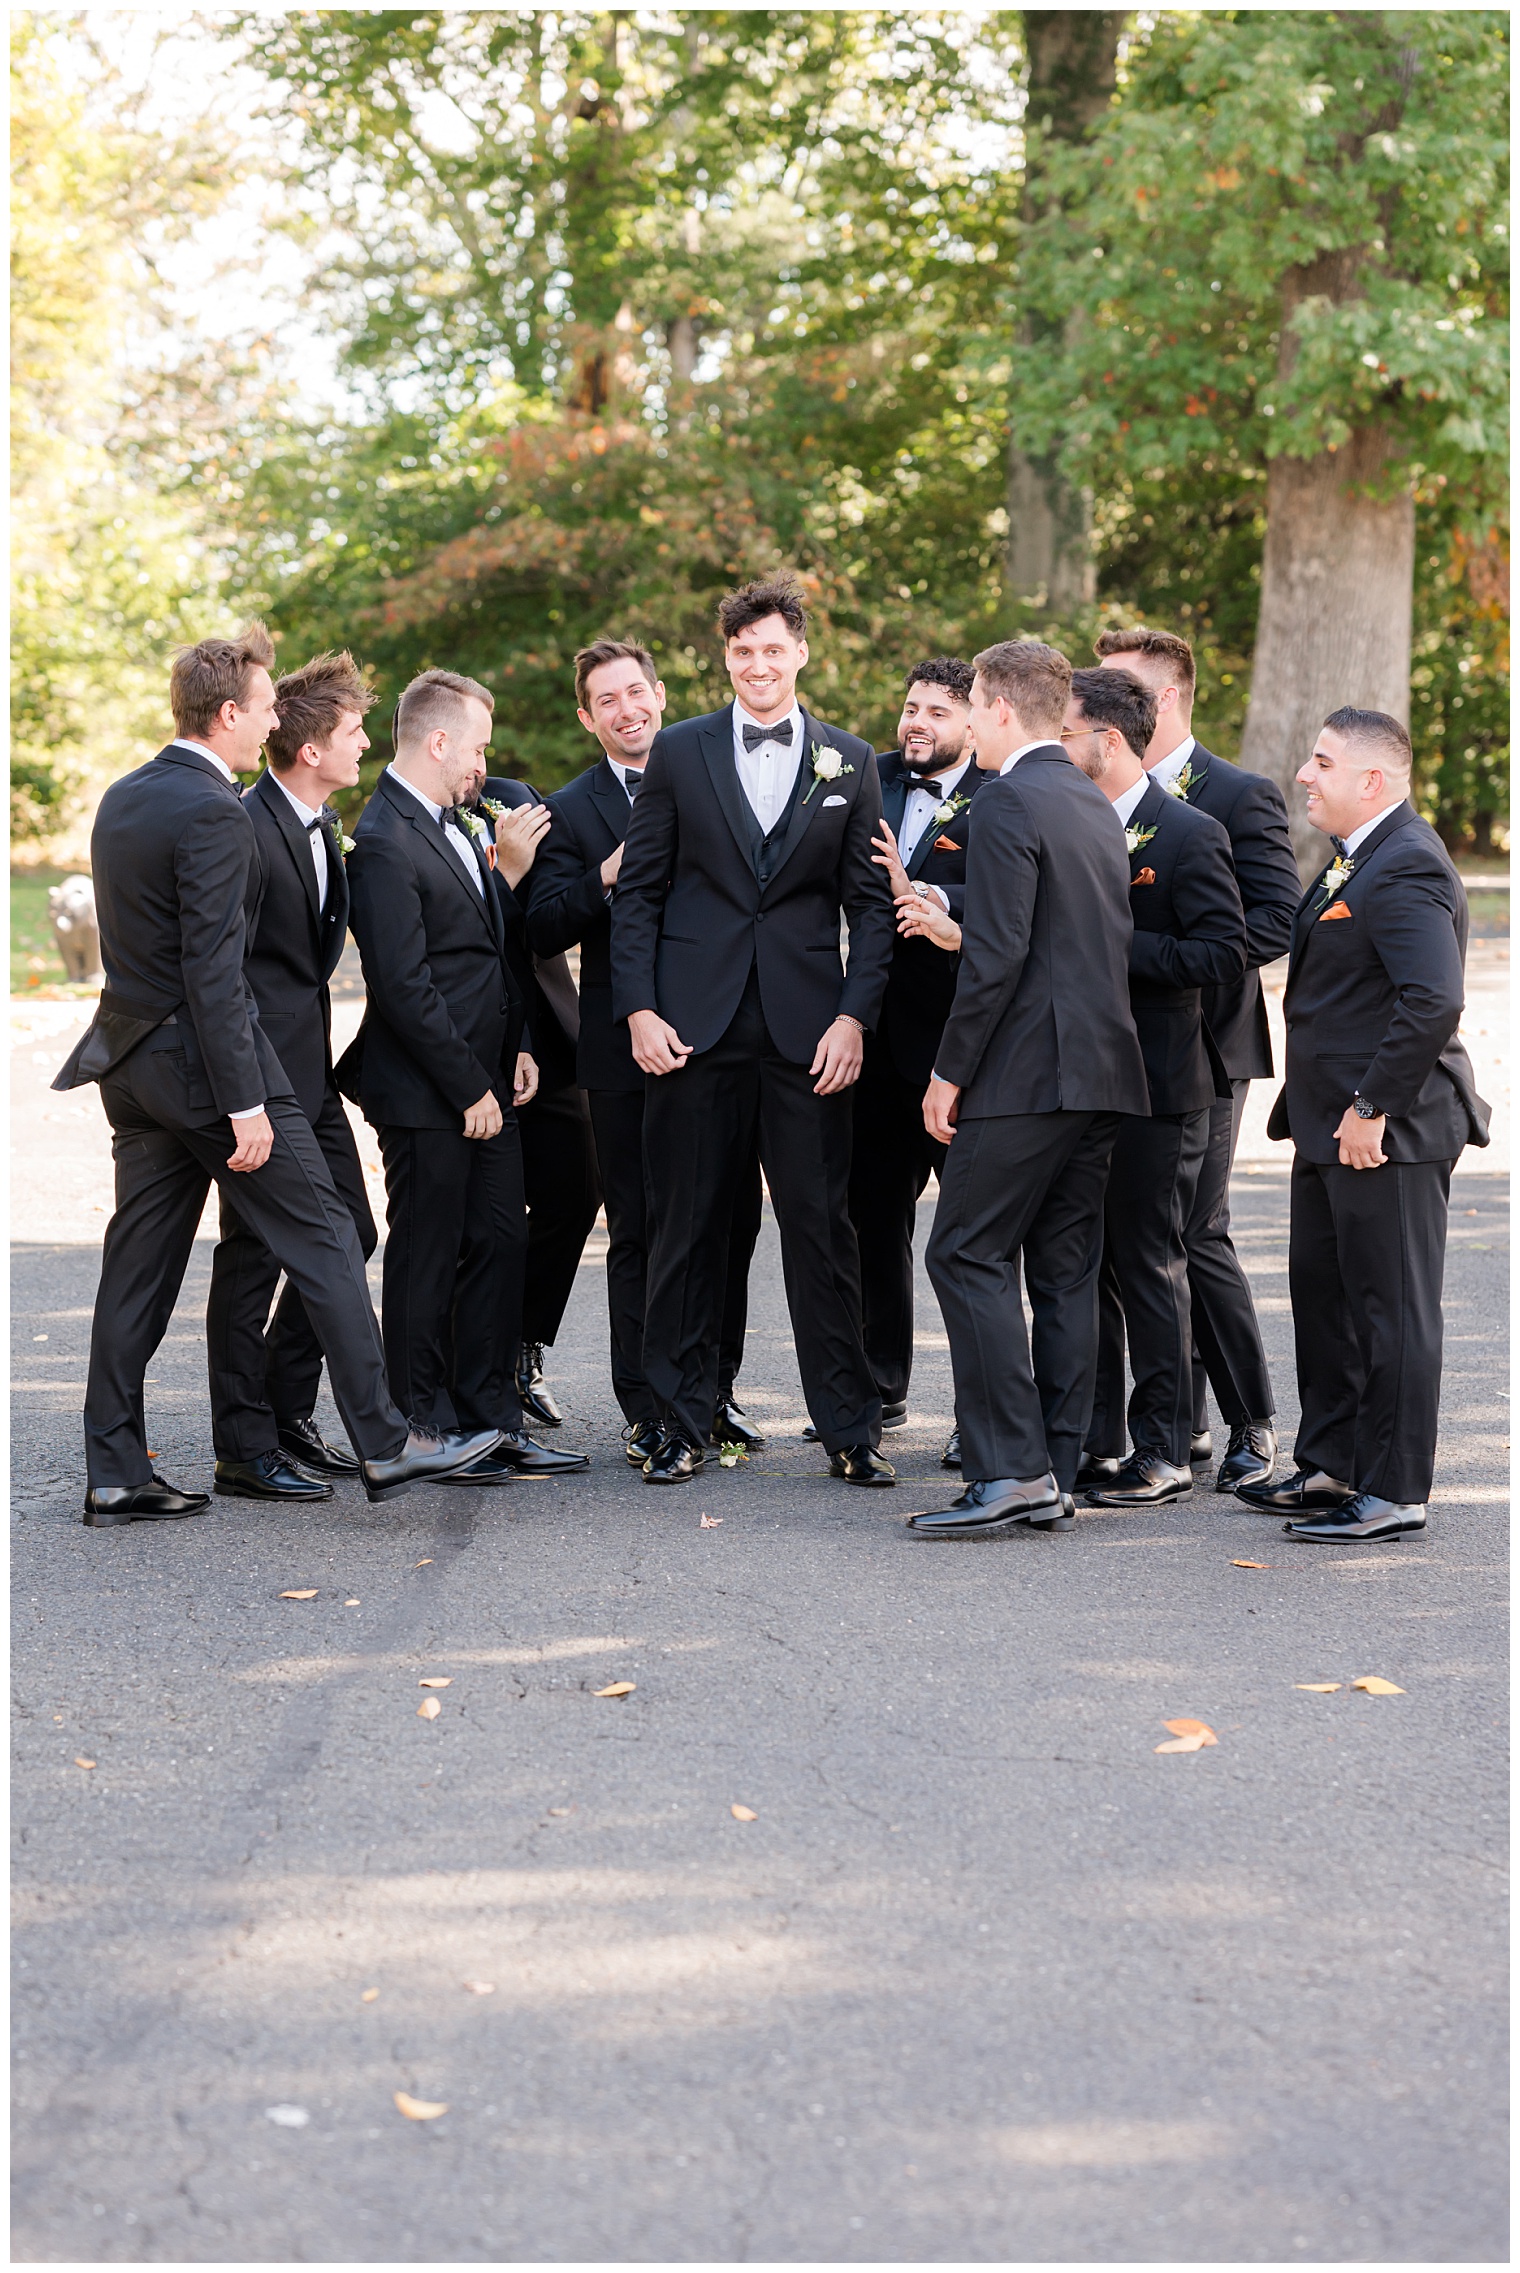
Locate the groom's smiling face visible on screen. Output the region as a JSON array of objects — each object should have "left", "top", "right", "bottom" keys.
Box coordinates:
[{"left": 725, "top": 612, "right": 807, "bottom": 723}]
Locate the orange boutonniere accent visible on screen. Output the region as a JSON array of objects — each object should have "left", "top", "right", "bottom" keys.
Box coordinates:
[
  {"left": 1131, "top": 866, "right": 1156, "bottom": 887},
  {"left": 934, "top": 835, "right": 961, "bottom": 852},
  {"left": 1318, "top": 901, "right": 1353, "bottom": 921}
]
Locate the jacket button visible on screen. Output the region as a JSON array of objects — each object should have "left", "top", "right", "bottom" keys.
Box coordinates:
[
  {"left": 499, "top": 1000, "right": 509, "bottom": 1013},
  {"left": 755, "top": 912, "right": 765, "bottom": 924}
]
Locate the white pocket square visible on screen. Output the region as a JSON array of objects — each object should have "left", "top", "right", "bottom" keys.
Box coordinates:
[{"left": 821, "top": 794, "right": 847, "bottom": 807}]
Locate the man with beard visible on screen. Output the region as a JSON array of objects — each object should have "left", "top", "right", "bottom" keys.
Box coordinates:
[
  {"left": 528, "top": 640, "right": 764, "bottom": 1465},
  {"left": 836, "top": 658, "right": 985, "bottom": 1444}
]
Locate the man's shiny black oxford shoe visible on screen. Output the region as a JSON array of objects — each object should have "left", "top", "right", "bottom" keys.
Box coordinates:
[
  {"left": 1235, "top": 1466, "right": 1355, "bottom": 1515},
  {"left": 941, "top": 1429, "right": 961, "bottom": 1470},
  {"left": 644, "top": 1434, "right": 705, "bottom": 1483},
  {"left": 624, "top": 1421, "right": 664, "bottom": 1467},
  {"left": 362, "top": 1425, "right": 503, "bottom": 1504},
  {"left": 1284, "top": 1492, "right": 1427, "bottom": 1543},
  {"left": 1085, "top": 1451, "right": 1193, "bottom": 1506},
  {"left": 712, "top": 1394, "right": 766, "bottom": 1450},
  {"left": 492, "top": 1431, "right": 589, "bottom": 1475},
  {"left": 1215, "top": 1421, "right": 1277, "bottom": 1494},
  {"left": 516, "top": 1342, "right": 563, "bottom": 1428},
  {"left": 1074, "top": 1451, "right": 1121, "bottom": 1491},
  {"left": 83, "top": 1476, "right": 210, "bottom": 1527},
  {"left": 909, "top": 1473, "right": 1061, "bottom": 1538},
  {"left": 215, "top": 1451, "right": 334, "bottom": 1502},
  {"left": 828, "top": 1445, "right": 896, "bottom": 1486},
  {"left": 1190, "top": 1429, "right": 1213, "bottom": 1464},
  {"left": 277, "top": 1416, "right": 360, "bottom": 1476}
]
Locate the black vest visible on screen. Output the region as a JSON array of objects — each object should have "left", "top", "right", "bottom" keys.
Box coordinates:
[{"left": 739, "top": 754, "right": 807, "bottom": 887}]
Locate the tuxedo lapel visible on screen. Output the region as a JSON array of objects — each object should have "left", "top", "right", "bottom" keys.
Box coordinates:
[
  {"left": 762, "top": 710, "right": 836, "bottom": 890},
  {"left": 254, "top": 769, "right": 322, "bottom": 929},
  {"left": 879, "top": 757, "right": 910, "bottom": 844},
  {"left": 1127, "top": 778, "right": 1167, "bottom": 874},
  {"left": 589, "top": 757, "right": 631, "bottom": 848},
  {"left": 381, "top": 774, "right": 501, "bottom": 948},
  {"left": 318, "top": 812, "right": 350, "bottom": 981},
  {"left": 1286, "top": 803, "right": 1415, "bottom": 985},
  {"left": 698, "top": 706, "right": 756, "bottom": 871}
]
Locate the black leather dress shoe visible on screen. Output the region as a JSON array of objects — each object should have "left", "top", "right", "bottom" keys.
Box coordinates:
[
  {"left": 1284, "top": 1492, "right": 1427, "bottom": 1542},
  {"left": 1190, "top": 1429, "right": 1213, "bottom": 1465},
  {"left": 941, "top": 1429, "right": 961, "bottom": 1470},
  {"left": 711, "top": 1393, "right": 766, "bottom": 1450},
  {"left": 909, "top": 1473, "right": 1061, "bottom": 1537},
  {"left": 215, "top": 1451, "right": 334, "bottom": 1502},
  {"left": 624, "top": 1421, "right": 664, "bottom": 1467},
  {"left": 83, "top": 1476, "right": 210, "bottom": 1527},
  {"left": 1215, "top": 1421, "right": 1277, "bottom": 1494},
  {"left": 828, "top": 1445, "right": 896, "bottom": 1486},
  {"left": 1074, "top": 1452, "right": 1121, "bottom": 1491},
  {"left": 1085, "top": 1451, "right": 1193, "bottom": 1506},
  {"left": 435, "top": 1450, "right": 515, "bottom": 1486},
  {"left": 516, "top": 1343, "right": 563, "bottom": 1428},
  {"left": 362, "top": 1426, "right": 503, "bottom": 1504},
  {"left": 490, "top": 1430, "right": 589, "bottom": 1475},
  {"left": 644, "top": 1434, "right": 704, "bottom": 1483},
  {"left": 1235, "top": 1466, "right": 1355, "bottom": 1515},
  {"left": 277, "top": 1416, "right": 360, "bottom": 1477}
]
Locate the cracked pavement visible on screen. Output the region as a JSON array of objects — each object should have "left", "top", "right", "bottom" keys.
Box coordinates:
[{"left": 10, "top": 1007, "right": 1509, "bottom": 2261}]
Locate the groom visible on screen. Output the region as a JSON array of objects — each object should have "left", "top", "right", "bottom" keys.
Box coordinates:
[{"left": 610, "top": 573, "right": 897, "bottom": 1483}]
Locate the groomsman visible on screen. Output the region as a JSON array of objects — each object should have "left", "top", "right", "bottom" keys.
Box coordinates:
[
  {"left": 1238, "top": 709, "right": 1489, "bottom": 1541},
  {"left": 337, "top": 669, "right": 585, "bottom": 1484},
  {"left": 840, "top": 658, "right": 986, "bottom": 1435},
  {"left": 206, "top": 650, "right": 381, "bottom": 1497},
  {"left": 610, "top": 575, "right": 897, "bottom": 1483},
  {"left": 57, "top": 627, "right": 500, "bottom": 1520},
  {"left": 1096, "top": 628, "right": 1300, "bottom": 1490},
  {"left": 1062, "top": 668, "right": 1247, "bottom": 1507},
  {"left": 527, "top": 640, "right": 765, "bottom": 1463},
  {"left": 466, "top": 766, "right": 601, "bottom": 1431},
  {"left": 909, "top": 640, "right": 1150, "bottom": 1539}
]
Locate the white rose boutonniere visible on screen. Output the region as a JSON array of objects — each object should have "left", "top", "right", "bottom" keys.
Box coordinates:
[
  {"left": 802, "top": 739, "right": 855, "bottom": 804},
  {"left": 1316, "top": 853, "right": 1355, "bottom": 906},
  {"left": 1162, "top": 755, "right": 1197, "bottom": 800},
  {"left": 1124, "top": 821, "right": 1158, "bottom": 857},
  {"left": 932, "top": 791, "right": 971, "bottom": 827},
  {"left": 339, "top": 833, "right": 356, "bottom": 857}
]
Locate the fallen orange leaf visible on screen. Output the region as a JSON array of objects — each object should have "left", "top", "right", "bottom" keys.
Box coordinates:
[
  {"left": 418, "top": 1677, "right": 452, "bottom": 1688},
  {"left": 74, "top": 1756, "right": 96, "bottom": 1770},
  {"left": 415, "top": 1559, "right": 433, "bottom": 1567},
  {"left": 417, "top": 1697, "right": 442, "bottom": 1720},
  {"left": 1352, "top": 1676, "right": 1405, "bottom": 1695},
  {"left": 1296, "top": 1683, "right": 1341, "bottom": 1693},
  {"left": 593, "top": 1681, "right": 635, "bottom": 1697},
  {"left": 1163, "top": 1718, "right": 1218, "bottom": 1744},
  {"left": 279, "top": 1589, "right": 318, "bottom": 1600},
  {"left": 394, "top": 2091, "right": 448, "bottom": 2121},
  {"left": 1231, "top": 1559, "right": 1270, "bottom": 1569},
  {"left": 731, "top": 1803, "right": 758, "bottom": 1821}
]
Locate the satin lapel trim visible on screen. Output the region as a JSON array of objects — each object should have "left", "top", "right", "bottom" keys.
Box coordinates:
[
  {"left": 589, "top": 760, "right": 631, "bottom": 848},
  {"left": 880, "top": 760, "right": 910, "bottom": 845},
  {"left": 699, "top": 708, "right": 756, "bottom": 871},
  {"left": 404, "top": 804, "right": 501, "bottom": 946},
  {"left": 760, "top": 711, "right": 836, "bottom": 891},
  {"left": 256, "top": 771, "right": 322, "bottom": 927}
]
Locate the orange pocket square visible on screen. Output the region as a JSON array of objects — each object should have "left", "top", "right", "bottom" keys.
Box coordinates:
[
  {"left": 1131, "top": 866, "right": 1156, "bottom": 887},
  {"left": 1318, "top": 900, "right": 1353, "bottom": 921},
  {"left": 934, "top": 835, "right": 961, "bottom": 852}
]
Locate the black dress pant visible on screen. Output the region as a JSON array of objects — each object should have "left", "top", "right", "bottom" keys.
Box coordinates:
[
  {"left": 1086, "top": 1108, "right": 1211, "bottom": 1467},
  {"left": 85, "top": 1084, "right": 405, "bottom": 1488},
  {"left": 1188, "top": 1077, "right": 1275, "bottom": 1430},
  {"left": 207, "top": 1083, "right": 378, "bottom": 1459},
  {"left": 642, "top": 969, "right": 879, "bottom": 1454},
  {"left": 846, "top": 1040, "right": 947, "bottom": 1405},
  {"left": 518, "top": 1078, "right": 601, "bottom": 1347},
  {"left": 378, "top": 1120, "right": 527, "bottom": 1436},
  {"left": 1289, "top": 1154, "right": 1452, "bottom": 1504},
  {"left": 587, "top": 1090, "right": 761, "bottom": 1429},
  {"left": 926, "top": 1109, "right": 1119, "bottom": 1490}
]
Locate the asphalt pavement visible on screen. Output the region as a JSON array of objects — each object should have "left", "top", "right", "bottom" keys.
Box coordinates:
[{"left": 11, "top": 1132, "right": 1508, "bottom": 2261}]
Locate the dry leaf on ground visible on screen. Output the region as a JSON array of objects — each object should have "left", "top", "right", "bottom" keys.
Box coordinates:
[
  {"left": 74, "top": 1756, "right": 96, "bottom": 1770},
  {"left": 345, "top": 1598, "right": 361, "bottom": 1606},
  {"left": 361, "top": 1987, "right": 379, "bottom": 2002},
  {"left": 415, "top": 1559, "right": 433, "bottom": 1567},
  {"left": 1163, "top": 1718, "right": 1218, "bottom": 1743},
  {"left": 1231, "top": 1559, "right": 1270, "bottom": 1569},
  {"left": 418, "top": 1677, "right": 452, "bottom": 1688},
  {"left": 1296, "top": 1683, "right": 1342, "bottom": 1693},
  {"left": 279, "top": 1589, "right": 318, "bottom": 1600},
  {"left": 700, "top": 1514, "right": 723, "bottom": 1529},
  {"left": 1352, "top": 1676, "right": 1405, "bottom": 1695},
  {"left": 731, "top": 1803, "right": 758, "bottom": 1821},
  {"left": 593, "top": 1681, "right": 636, "bottom": 1697},
  {"left": 393, "top": 2092, "right": 448, "bottom": 2121},
  {"left": 1155, "top": 1733, "right": 1209, "bottom": 1753},
  {"left": 548, "top": 1807, "right": 572, "bottom": 1816},
  {"left": 462, "top": 1980, "right": 495, "bottom": 1995},
  {"left": 417, "top": 1697, "right": 442, "bottom": 1720}
]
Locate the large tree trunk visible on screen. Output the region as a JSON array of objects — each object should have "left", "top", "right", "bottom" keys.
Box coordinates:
[
  {"left": 1238, "top": 428, "right": 1414, "bottom": 873},
  {"left": 1006, "top": 9, "right": 1124, "bottom": 610}
]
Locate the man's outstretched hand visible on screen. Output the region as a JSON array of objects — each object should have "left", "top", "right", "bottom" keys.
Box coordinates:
[
  {"left": 811, "top": 1016, "right": 864, "bottom": 1096},
  {"left": 628, "top": 1009, "right": 692, "bottom": 1076}
]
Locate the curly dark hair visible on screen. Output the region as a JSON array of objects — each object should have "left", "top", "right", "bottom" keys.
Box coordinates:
[
  {"left": 717, "top": 573, "right": 807, "bottom": 643},
  {"left": 904, "top": 656, "right": 974, "bottom": 704}
]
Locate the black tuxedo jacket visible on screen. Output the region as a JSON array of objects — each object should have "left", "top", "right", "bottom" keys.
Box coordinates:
[
  {"left": 53, "top": 743, "right": 292, "bottom": 1125},
  {"left": 472, "top": 774, "right": 580, "bottom": 1090},
  {"left": 334, "top": 768, "right": 526, "bottom": 1130},
  {"left": 1265, "top": 802, "right": 1490, "bottom": 1163},
  {"left": 1175, "top": 742, "right": 1300, "bottom": 1079},
  {"left": 239, "top": 767, "right": 350, "bottom": 1120},
  {"left": 1121, "top": 780, "right": 1246, "bottom": 1115},
  {"left": 933, "top": 746, "right": 1150, "bottom": 1119},
  {"left": 527, "top": 755, "right": 641, "bottom": 1092},
  {"left": 610, "top": 704, "right": 895, "bottom": 1063},
  {"left": 874, "top": 748, "right": 991, "bottom": 1087}
]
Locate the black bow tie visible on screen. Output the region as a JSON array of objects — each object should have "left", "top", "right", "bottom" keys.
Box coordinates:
[
  {"left": 742, "top": 719, "right": 794, "bottom": 751},
  {"left": 623, "top": 769, "right": 642, "bottom": 796},
  {"left": 1331, "top": 835, "right": 1348, "bottom": 857},
  {"left": 912, "top": 777, "right": 947, "bottom": 799}
]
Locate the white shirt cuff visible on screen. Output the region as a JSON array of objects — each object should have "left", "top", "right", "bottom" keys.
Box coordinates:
[
  {"left": 228, "top": 1104, "right": 265, "bottom": 1120},
  {"left": 926, "top": 886, "right": 950, "bottom": 912}
]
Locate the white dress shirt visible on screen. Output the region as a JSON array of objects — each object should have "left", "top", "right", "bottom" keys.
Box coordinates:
[
  {"left": 1148, "top": 734, "right": 1196, "bottom": 795},
  {"left": 898, "top": 753, "right": 974, "bottom": 864},
  {"left": 387, "top": 764, "right": 485, "bottom": 896},
  {"left": 1344, "top": 800, "right": 1407, "bottom": 857},
  {"left": 1112, "top": 773, "right": 1151, "bottom": 831},
  {"left": 733, "top": 700, "right": 804, "bottom": 834},
  {"left": 168, "top": 739, "right": 262, "bottom": 1116},
  {"left": 267, "top": 768, "right": 330, "bottom": 914},
  {"left": 998, "top": 739, "right": 1056, "bottom": 775}
]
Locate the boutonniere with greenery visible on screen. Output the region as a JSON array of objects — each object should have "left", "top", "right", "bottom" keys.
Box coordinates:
[
  {"left": 931, "top": 790, "right": 971, "bottom": 826},
  {"left": 802, "top": 739, "right": 856, "bottom": 804},
  {"left": 1316, "top": 853, "right": 1355, "bottom": 906},
  {"left": 1162, "top": 756, "right": 1197, "bottom": 800},
  {"left": 459, "top": 809, "right": 492, "bottom": 845},
  {"left": 339, "top": 832, "right": 356, "bottom": 856},
  {"left": 1125, "top": 821, "right": 1158, "bottom": 856},
  {"left": 480, "top": 796, "right": 508, "bottom": 823}
]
